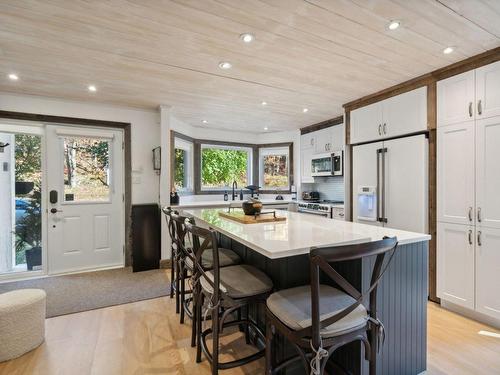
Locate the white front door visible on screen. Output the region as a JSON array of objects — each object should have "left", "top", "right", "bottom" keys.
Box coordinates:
[{"left": 46, "top": 125, "right": 124, "bottom": 274}]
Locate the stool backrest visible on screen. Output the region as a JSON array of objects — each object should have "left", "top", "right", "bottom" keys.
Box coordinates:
[
  {"left": 161, "top": 206, "right": 177, "bottom": 243},
  {"left": 307, "top": 236, "right": 398, "bottom": 346},
  {"left": 184, "top": 222, "right": 222, "bottom": 301},
  {"left": 170, "top": 212, "right": 194, "bottom": 258}
]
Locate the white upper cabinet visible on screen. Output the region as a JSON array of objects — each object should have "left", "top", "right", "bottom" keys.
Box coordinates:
[
  {"left": 382, "top": 87, "right": 427, "bottom": 138},
  {"left": 437, "top": 222, "right": 475, "bottom": 309},
  {"left": 475, "top": 117, "right": 500, "bottom": 229},
  {"left": 331, "top": 123, "right": 344, "bottom": 150},
  {"left": 475, "top": 226, "right": 500, "bottom": 320},
  {"left": 476, "top": 60, "right": 500, "bottom": 120},
  {"left": 300, "top": 147, "right": 314, "bottom": 183},
  {"left": 437, "top": 71, "right": 475, "bottom": 127},
  {"left": 437, "top": 122, "right": 475, "bottom": 225},
  {"left": 350, "top": 87, "right": 427, "bottom": 144},
  {"left": 350, "top": 102, "right": 382, "bottom": 144},
  {"left": 300, "top": 131, "right": 315, "bottom": 150},
  {"left": 315, "top": 128, "right": 332, "bottom": 153}
]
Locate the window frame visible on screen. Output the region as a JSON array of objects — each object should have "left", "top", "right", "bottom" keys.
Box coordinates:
[
  {"left": 173, "top": 136, "right": 194, "bottom": 193},
  {"left": 170, "top": 131, "right": 293, "bottom": 195},
  {"left": 259, "top": 145, "right": 290, "bottom": 191},
  {"left": 199, "top": 143, "right": 253, "bottom": 192}
]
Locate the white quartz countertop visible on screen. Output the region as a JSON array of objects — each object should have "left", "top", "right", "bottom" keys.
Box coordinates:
[
  {"left": 173, "top": 199, "right": 294, "bottom": 209},
  {"left": 184, "top": 208, "right": 430, "bottom": 259}
]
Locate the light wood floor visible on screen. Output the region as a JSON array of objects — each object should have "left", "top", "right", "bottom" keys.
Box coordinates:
[{"left": 1, "top": 290, "right": 499, "bottom": 374}]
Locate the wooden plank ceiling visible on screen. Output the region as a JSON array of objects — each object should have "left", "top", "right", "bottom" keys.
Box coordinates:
[{"left": 0, "top": 0, "right": 499, "bottom": 132}]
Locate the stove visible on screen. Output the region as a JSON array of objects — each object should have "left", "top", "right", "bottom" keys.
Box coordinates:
[{"left": 296, "top": 200, "right": 344, "bottom": 218}]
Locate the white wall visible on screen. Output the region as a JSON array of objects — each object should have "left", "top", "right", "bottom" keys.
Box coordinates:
[{"left": 0, "top": 92, "right": 161, "bottom": 204}]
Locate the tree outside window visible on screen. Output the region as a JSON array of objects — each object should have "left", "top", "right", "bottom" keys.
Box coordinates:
[
  {"left": 260, "top": 147, "right": 289, "bottom": 190},
  {"left": 201, "top": 145, "right": 251, "bottom": 190}
]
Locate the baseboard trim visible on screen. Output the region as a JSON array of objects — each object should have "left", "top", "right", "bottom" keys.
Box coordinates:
[
  {"left": 441, "top": 301, "right": 500, "bottom": 329},
  {"left": 159, "top": 259, "right": 171, "bottom": 269}
]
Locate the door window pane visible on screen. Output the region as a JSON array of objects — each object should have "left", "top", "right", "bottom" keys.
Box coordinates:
[
  {"left": 63, "top": 137, "right": 110, "bottom": 202},
  {"left": 0, "top": 132, "right": 43, "bottom": 274}
]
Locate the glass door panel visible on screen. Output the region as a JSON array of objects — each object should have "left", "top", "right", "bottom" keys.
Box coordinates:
[{"left": 0, "top": 131, "right": 43, "bottom": 274}]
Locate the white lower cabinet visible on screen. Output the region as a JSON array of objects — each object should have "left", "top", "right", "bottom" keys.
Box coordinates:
[
  {"left": 475, "top": 226, "right": 500, "bottom": 319},
  {"left": 437, "top": 222, "right": 475, "bottom": 309},
  {"left": 438, "top": 222, "right": 500, "bottom": 320}
]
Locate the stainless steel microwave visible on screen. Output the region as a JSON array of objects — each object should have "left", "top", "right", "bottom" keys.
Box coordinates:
[{"left": 311, "top": 150, "right": 343, "bottom": 177}]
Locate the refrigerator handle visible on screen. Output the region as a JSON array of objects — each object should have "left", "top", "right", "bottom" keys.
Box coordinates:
[
  {"left": 376, "top": 149, "right": 381, "bottom": 222},
  {"left": 380, "top": 147, "right": 388, "bottom": 224}
]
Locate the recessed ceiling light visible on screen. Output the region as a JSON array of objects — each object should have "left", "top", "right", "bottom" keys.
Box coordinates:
[
  {"left": 388, "top": 20, "right": 401, "bottom": 30},
  {"left": 303, "top": 108, "right": 309, "bottom": 113},
  {"left": 443, "top": 46, "right": 454, "bottom": 54},
  {"left": 240, "top": 33, "right": 255, "bottom": 43},
  {"left": 218, "top": 61, "right": 232, "bottom": 70},
  {"left": 88, "top": 85, "right": 97, "bottom": 92},
  {"left": 8, "top": 73, "right": 18, "bottom": 81},
  {"left": 261, "top": 101, "right": 267, "bottom": 106},
  {"left": 263, "top": 126, "right": 268, "bottom": 131},
  {"left": 202, "top": 120, "right": 208, "bottom": 124}
]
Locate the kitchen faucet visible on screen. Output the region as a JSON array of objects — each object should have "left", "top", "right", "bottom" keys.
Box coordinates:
[{"left": 232, "top": 180, "right": 238, "bottom": 200}]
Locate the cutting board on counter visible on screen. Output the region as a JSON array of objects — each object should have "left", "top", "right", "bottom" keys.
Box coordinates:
[{"left": 218, "top": 211, "right": 286, "bottom": 224}]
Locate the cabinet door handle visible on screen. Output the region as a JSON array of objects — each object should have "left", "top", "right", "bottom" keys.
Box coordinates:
[
  {"left": 378, "top": 124, "right": 382, "bottom": 136},
  {"left": 478, "top": 100, "right": 482, "bottom": 115},
  {"left": 468, "top": 102, "right": 473, "bottom": 117},
  {"left": 468, "top": 207, "right": 473, "bottom": 222},
  {"left": 383, "top": 123, "right": 387, "bottom": 135},
  {"left": 468, "top": 230, "right": 473, "bottom": 245},
  {"left": 477, "top": 231, "right": 482, "bottom": 246},
  {"left": 477, "top": 207, "right": 482, "bottom": 222}
]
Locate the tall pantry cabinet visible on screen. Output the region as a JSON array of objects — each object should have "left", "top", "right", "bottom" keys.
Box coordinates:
[{"left": 437, "top": 60, "right": 500, "bottom": 321}]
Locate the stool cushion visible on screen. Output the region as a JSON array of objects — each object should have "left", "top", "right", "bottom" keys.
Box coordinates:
[
  {"left": 266, "top": 285, "right": 367, "bottom": 337},
  {"left": 200, "top": 264, "right": 273, "bottom": 299},
  {"left": 0, "top": 289, "right": 46, "bottom": 362},
  {"left": 185, "top": 248, "right": 241, "bottom": 270}
]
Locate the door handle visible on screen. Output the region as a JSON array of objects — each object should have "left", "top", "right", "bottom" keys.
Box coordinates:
[
  {"left": 378, "top": 124, "right": 382, "bottom": 136},
  {"left": 468, "top": 102, "right": 473, "bottom": 117},
  {"left": 468, "top": 229, "right": 473, "bottom": 245},
  {"left": 478, "top": 100, "right": 482, "bottom": 115},
  {"left": 477, "top": 207, "right": 482, "bottom": 222},
  {"left": 468, "top": 207, "right": 473, "bottom": 222},
  {"left": 50, "top": 208, "right": 63, "bottom": 214},
  {"left": 477, "top": 231, "right": 482, "bottom": 246},
  {"left": 383, "top": 123, "right": 387, "bottom": 135}
]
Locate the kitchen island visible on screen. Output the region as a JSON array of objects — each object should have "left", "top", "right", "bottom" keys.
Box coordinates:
[{"left": 184, "top": 208, "right": 431, "bottom": 375}]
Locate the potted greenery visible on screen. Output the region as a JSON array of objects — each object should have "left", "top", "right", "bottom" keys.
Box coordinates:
[{"left": 15, "top": 189, "right": 42, "bottom": 270}]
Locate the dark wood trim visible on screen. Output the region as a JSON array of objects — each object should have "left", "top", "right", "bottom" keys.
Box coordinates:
[
  {"left": 427, "top": 81, "right": 439, "bottom": 303},
  {"left": 343, "top": 47, "right": 500, "bottom": 111},
  {"left": 300, "top": 115, "right": 344, "bottom": 135},
  {"left": 0, "top": 110, "right": 134, "bottom": 267},
  {"left": 0, "top": 110, "right": 130, "bottom": 128}
]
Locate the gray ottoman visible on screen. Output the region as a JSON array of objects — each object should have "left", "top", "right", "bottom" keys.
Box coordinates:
[{"left": 0, "top": 289, "right": 46, "bottom": 362}]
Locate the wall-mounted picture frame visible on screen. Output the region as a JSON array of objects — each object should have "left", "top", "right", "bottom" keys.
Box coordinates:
[{"left": 152, "top": 146, "right": 161, "bottom": 171}]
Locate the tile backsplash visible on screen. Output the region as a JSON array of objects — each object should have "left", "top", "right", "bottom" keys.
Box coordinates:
[{"left": 302, "top": 176, "right": 344, "bottom": 201}]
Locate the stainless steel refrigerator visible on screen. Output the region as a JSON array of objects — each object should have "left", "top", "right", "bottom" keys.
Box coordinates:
[{"left": 352, "top": 134, "right": 428, "bottom": 233}]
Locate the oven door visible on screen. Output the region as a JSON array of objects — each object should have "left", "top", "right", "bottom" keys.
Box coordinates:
[
  {"left": 311, "top": 153, "right": 333, "bottom": 177},
  {"left": 297, "top": 208, "right": 330, "bottom": 218}
]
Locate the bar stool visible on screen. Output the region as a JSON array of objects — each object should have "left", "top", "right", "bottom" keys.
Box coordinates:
[
  {"left": 161, "top": 207, "right": 180, "bottom": 313},
  {"left": 171, "top": 212, "right": 241, "bottom": 347},
  {"left": 265, "top": 237, "right": 398, "bottom": 375},
  {"left": 185, "top": 221, "right": 274, "bottom": 375}
]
